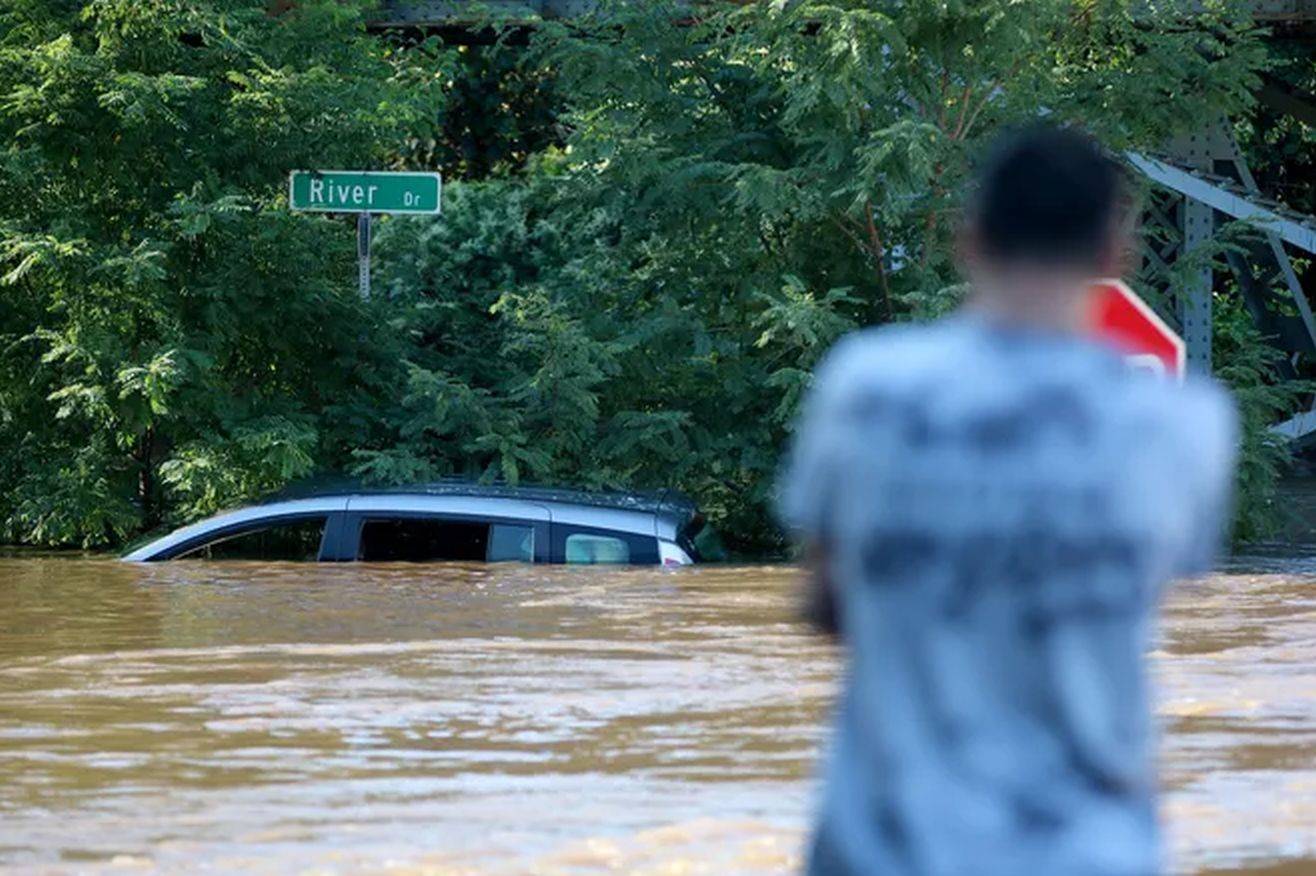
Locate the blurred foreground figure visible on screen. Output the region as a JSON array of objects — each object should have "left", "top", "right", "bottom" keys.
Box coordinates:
[{"left": 781, "top": 127, "right": 1237, "bottom": 876}]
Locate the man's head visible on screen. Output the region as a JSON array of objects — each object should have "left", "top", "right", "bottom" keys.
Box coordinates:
[{"left": 960, "top": 125, "right": 1130, "bottom": 325}]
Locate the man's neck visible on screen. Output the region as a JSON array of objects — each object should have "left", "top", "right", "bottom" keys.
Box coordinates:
[{"left": 966, "top": 274, "right": 1095, "bottom": 335}]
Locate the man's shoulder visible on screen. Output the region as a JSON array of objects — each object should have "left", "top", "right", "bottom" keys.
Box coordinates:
[
  {"left": 1166, "top": 375, "right": 1235, "bottom": 417},
  {"left": 1131, "top": 375, "right": 1237, "bottom": 467},
  {"left": 815, "top": 320, "right": 1237, "bottom": 437},
  {"left": 1112, "top": 364, "right": 1234, "bottom": 424}
]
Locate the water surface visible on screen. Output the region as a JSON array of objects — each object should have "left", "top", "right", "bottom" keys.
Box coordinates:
[{"left": 0, "top": 557, "right": 1311, "bottom": 874}]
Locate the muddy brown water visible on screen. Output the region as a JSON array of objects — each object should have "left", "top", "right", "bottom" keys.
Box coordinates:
[{"left": 0, "top": 556, "right": 1311, "bottom": 875}]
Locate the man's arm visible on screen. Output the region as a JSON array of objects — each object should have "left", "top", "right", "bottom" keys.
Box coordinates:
[
  {"left": 779, "top": 336, "right": 863, "bottom": 641},
  {"left": 801, "top": 543, "right": 841, "bottom": 640}
]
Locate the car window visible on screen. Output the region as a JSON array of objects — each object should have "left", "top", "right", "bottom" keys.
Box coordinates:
[
  {"left": 178, "top": 517, "right": 327, "bottom": 561},
  {"left": 357, "top": 518, "right": 536, "bottom": 563},
  {"left": 487, "top": 523, "right": 534, "bottom": 563},
  {"left": 357, "top": 518, "right": 496, "bottom": 562},
  {"left": 564, "top": 533, "right": 631, "bottom": 565}
]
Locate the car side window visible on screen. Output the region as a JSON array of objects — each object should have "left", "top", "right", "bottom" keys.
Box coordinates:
[
  {"left": 177, "top": 517, "right": 327, "bottom": 561},
  {"left": 358, "top": 518, "right": 489, "bottom": 562},
  {"left": 487, "top": 523, "right": 535, "bottom": 563},
  {"left": 564, "top": 533, "right": 632, "bottom": 565}
]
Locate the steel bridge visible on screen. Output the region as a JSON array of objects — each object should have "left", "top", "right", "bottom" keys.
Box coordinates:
[{"left": 377, "top": 0, "right": 1316, "bottom": 441}]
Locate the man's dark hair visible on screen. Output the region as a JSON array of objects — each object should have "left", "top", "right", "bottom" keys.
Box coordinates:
[{"left": 969, "top": 125, "right": 1126, "bottom": 269}]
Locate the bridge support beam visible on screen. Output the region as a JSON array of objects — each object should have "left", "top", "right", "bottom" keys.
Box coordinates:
[
  {"left": 1169, "top": 131, "right": 1223, "bottom": 374},
  {"left": 1180, "top": 199, "right": 1215, "bottom": 374},
  {"left": 1130, "top": 124, "right": 1316, "bottom": 440}
]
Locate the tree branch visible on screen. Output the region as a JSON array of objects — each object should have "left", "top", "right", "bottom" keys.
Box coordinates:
[
  {"left": 950, "top": 84, "right": 974, "bottom": 139},
  {"left": 864, "top": 199, "right": 892, "bottom": 320}
]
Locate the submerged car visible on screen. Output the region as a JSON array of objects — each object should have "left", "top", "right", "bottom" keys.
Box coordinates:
[{"left": 122, "top": 483, "right": 713, "bottom": 566}]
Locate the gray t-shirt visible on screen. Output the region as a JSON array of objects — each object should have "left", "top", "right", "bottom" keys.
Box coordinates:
[{"left": 781, "top": 316, "right": 1236, "bottom": 876}]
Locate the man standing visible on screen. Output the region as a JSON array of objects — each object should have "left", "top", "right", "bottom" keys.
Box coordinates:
[{"left": 781, "top": 127, "right": 1237, "bottom": 876}]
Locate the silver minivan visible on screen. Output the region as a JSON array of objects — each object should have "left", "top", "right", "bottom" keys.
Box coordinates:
[{"left": 122, "top": 484, "right": 711, "bottom": 566}]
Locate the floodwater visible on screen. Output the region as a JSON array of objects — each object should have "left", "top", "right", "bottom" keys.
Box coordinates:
[{"left": 0, "top": 556, "right": 1311, "bottom": 875}]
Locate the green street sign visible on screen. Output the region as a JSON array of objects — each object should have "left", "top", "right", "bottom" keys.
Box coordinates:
[{"left": 288, "top": 170, "right": 441, "bottom": 215}]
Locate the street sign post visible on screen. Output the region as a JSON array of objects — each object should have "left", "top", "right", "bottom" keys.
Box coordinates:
[
  {"left": 356, "top": 212, "right": 372, "bottom": 300},
  {"left": 289, "top": 171, "right": 442, "bottom": 299},
  {"left": 1087, "top": 279, "right": 1187, "bottom": 380}
]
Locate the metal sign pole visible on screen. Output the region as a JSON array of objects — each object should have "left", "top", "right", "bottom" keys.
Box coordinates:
[
  {"left": 357, "top": 212, "right": 372, "bottom": 300},
  {"left": 289, "top": 171, "right": 442, "bottom": 301}
]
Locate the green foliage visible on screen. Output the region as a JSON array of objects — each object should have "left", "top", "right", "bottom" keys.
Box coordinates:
[
  {"left": 363, "top": 0, "right": 1270, "bottom": 551},
  {"left": 1213, "top": 294, "right": 1303, "bottom": 542},
  {"left": 402, "top": 40, "right": 562, "bottom": 178},
  {"left": 0, "top": 0, "right": 1297, "bottom": 552},
  {"left": 0, "top": 0, "right": 441, "bottom": 546}
]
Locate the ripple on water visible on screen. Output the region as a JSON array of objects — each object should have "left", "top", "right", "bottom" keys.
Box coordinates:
[{"left": 0, "top": 558, "right": 1312, "bottom": 874}]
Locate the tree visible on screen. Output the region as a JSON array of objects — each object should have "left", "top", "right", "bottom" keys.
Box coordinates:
[
  {"left": 368, "top": 0, "right": 1271, "bottom": 552},
  {"left": 0, "top": 0, "right": 1291, "bottom": 553},
  {"left": 0, "top": 0, "right": 441, "bottom": 545}
]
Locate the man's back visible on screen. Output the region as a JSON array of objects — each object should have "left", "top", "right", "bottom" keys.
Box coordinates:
[{"left": 783, "top": 316, "right": 1236, "bottom": 876}]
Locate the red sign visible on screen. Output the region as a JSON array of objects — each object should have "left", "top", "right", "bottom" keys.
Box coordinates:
[{"left": 1087, "top": 279, "right": 1186, "bottom": 380}]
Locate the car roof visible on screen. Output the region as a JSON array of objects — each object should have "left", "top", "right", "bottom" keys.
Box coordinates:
[{"left": 275, "top": 480, "right": 699, "bottom": 526}]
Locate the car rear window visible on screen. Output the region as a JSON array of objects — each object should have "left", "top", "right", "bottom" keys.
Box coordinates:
[{"left": 564, "top": 533, "right": 631, "bottom": 565}]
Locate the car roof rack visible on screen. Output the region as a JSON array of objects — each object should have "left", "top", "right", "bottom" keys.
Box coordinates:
[{"left": 267, "top": 477, "right": 699, "bottom": 523}]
